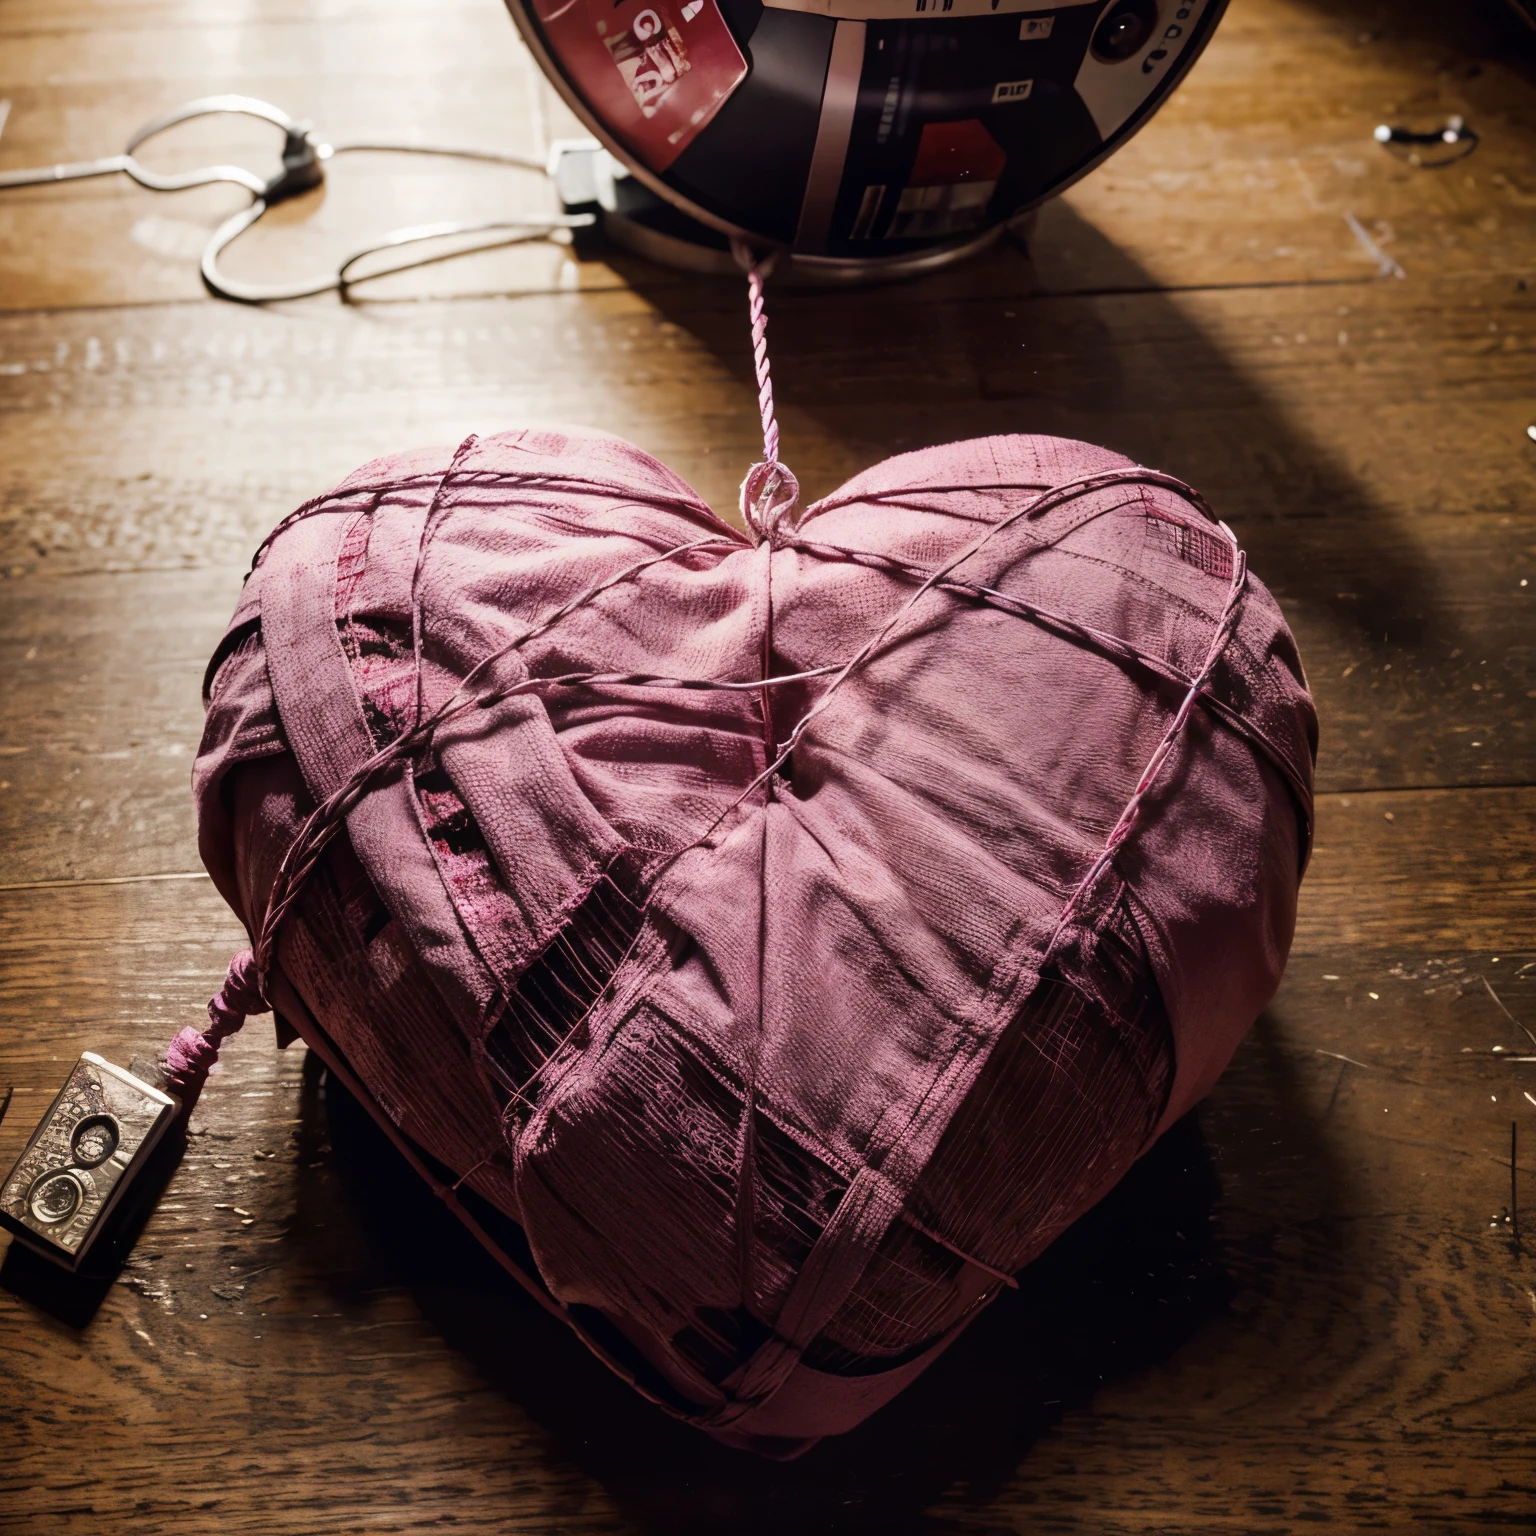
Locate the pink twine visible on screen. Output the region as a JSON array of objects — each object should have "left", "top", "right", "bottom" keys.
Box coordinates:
[
  {"left": 731, "top": 240, "right": 799, "bottom": 541},
  {"left": 187, "top": 255, "right": 804, "bottom": 1084},
  {"left": 1050, "top": 543, "right": 1248, "bottom": 945},
  {"left": 741, "top": 249, "right": 779, "bottom": 467}
]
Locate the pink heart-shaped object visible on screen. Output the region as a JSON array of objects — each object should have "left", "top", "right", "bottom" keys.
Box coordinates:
[{"left": 195, "top": 427, "right": 1314, "bottom": 1453}]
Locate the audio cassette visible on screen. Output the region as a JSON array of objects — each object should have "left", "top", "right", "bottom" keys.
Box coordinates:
[{"left": 0, "top": 1053, "right": 176, "bottom": 1270}]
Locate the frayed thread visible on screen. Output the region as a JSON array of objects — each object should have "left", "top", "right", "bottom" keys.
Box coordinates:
[{"left": 163, "top": 948, "right": 270, "bottom": 1111}]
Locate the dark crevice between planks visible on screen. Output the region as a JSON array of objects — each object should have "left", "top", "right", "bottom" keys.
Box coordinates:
[
  {"left": 0, "top": 275, "right": 1380, "bottom": 320},
  {"left": 0, "top": 872, "right": 210, "bottom": 892}
]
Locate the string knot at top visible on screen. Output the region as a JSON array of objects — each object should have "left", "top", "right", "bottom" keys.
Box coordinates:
[{"left": 739, "top": 459, "right": 800, "bottom": 543}]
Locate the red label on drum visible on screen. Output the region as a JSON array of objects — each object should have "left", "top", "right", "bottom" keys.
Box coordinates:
[{"left": 535, "top": 0, "right": 747, "bottom": 172}]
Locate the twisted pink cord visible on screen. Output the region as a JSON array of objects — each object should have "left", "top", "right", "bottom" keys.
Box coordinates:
[
  {"left": 730, "top": 240, "right": 798, "bottom": 540},
  {"left": 743, "top": 257, "right": 779, "bottom": 468},
  {"left": 164, "top": 947, "right": 270, "bottom": 1112}
]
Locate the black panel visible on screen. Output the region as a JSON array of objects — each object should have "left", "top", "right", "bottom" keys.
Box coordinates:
[
  {"left": 714, "top": 0, "right": 765, "bottom": 49},
  {"left": 664, "top": 8, "right": 835, "bottom": 243},
  {"left": 991, "top": 76, "right": 1105, "bottom": 210},
  {"left": 826, "top": 10, "right": 1103, "bottom": 258}
]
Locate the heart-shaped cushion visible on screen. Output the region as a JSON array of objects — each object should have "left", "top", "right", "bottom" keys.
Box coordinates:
[{"left": 194, "top": 427, "right": 1315, "bottom": 1454}]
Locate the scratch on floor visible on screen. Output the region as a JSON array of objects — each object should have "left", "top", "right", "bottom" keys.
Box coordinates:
[
  {"left": 1317, "top": 1048, "right": 1373, "bottom": 1070},
  {"left": 1482, "top": 976, "right": 1536, "bottom": 1049},
  {"left": 1344, "top": 210, "right": 1406, "bottom": 279}
]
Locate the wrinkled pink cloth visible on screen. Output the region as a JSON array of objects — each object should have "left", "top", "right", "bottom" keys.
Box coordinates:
[{"left": 194, "top": 429, "right": 1315, "bottom": 1453}]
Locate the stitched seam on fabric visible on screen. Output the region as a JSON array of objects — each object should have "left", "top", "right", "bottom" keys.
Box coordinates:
[{"left": 509, "top": 918, "right": 672, "bottom": 1130}]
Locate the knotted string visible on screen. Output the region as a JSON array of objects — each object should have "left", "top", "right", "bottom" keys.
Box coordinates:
[{"left": 731, "top": 240, "right": 799, "bottom": 542}]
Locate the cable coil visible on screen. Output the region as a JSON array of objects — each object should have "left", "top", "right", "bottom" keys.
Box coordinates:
[{"left": 0, "top": 94, "right": 595, "bottom": 303}]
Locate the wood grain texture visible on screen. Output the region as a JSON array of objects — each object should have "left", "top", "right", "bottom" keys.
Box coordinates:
[
  {"left": 0, "top": 819, "right": 1532, "bottom": 1533},
  {"left": 2, "top": 0, "right": 1533, "bottom": 308},
  {"left": 1032, "top": 0, "right": 1536, "bottom": 294},
  {"left": 0, "top": 574, "right": 234, "bottom": 883},
  {"left": 2, "top": 266, "right": 1530, "bottom": 884},
  {"left": 1, "top": 0, "right": 1535, "bottom": 1528}
]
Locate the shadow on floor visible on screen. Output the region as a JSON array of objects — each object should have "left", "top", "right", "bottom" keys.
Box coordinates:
[
  {"left": 1297, "top": 0, "right": 1536, "bottom": 81},
  {"left": 608, "top": 206, "right": 1451, "bottom": 668},
  {"left": 323, "top": 1069, "right": 1232, "bottom": 1536},
  {"left": 596, "top": 167, "right": 1536, "bottom": 795}
]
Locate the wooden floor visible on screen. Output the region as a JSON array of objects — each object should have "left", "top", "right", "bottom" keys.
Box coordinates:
[{"left": 2, "top": 0, "right": 1535, "bottom": 1529}]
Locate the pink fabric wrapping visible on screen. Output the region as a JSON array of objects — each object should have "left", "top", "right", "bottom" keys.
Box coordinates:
[{"left": 193, "top": 428, "right": 1315, "bottom": 1453}]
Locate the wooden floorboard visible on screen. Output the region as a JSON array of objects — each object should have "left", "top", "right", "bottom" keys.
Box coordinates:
[
  {"left": 0, "top": 843, "right": 1533, "bottom": 1532},
  {"left": 3, "top": 0, "right": 1532, "bottom": 308},
  {"left": 3, "top": 273, "right": 1530, "bottom": 836},
  {"left": 1, "top": 0, "right": 1534, "bottom": 1528}
]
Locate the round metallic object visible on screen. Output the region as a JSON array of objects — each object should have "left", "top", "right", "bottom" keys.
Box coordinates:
[
  {"left": 1091, "top": 0, "right": 1159, "bottom": 61},
  {"left": 505, "top": 0, "right": 1230, "bottom": 276}
]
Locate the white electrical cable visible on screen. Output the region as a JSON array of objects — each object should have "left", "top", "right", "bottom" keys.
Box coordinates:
[{"left": 0, "top": 94, "right": 593, "bottom": 303}]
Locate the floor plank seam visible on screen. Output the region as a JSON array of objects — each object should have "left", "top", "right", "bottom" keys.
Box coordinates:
[
  {"left": 0, "top": 871, "right": 210, "bottom": 892},
  {"left": 0, "top": 272, "right": 1412, "bottom": 326}
]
